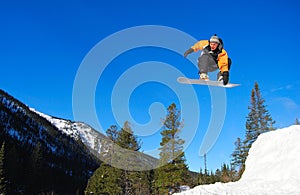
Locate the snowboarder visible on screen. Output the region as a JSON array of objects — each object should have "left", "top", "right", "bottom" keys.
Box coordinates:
[{"left": 184, "top": 34, "right": 231, "bottom": 85}]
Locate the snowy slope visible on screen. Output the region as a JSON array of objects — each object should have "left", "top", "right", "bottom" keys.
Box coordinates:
[
  {"left": 31, "top": 109, "right": 106, "bottom": 154},
  {"left": 31, "top": 109, "right": 159, "bottom": 170},
  {"left": 176, "top": 125, "right": 300, "bottom": 195}
]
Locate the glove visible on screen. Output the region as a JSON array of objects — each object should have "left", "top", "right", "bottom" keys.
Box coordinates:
[
  {"left": 184, "top": 48, "right": 194, "bottom": 57},
  {"left": 222, "top": 71, "right": 229, "bottom": 85}
]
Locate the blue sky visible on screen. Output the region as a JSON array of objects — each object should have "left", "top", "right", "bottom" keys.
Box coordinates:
[{"left": 1, "top": 0, "right": 300, "bottom": 172}]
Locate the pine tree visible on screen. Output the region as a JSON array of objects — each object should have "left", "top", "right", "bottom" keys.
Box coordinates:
[
  {"left": 86, "top": 122, "right": 149, "bottom": 195},
  {"left": 230, "top": 137, "right": 245, "bottom": 180},
  {"left": 154, "top": 103, "right": 190, "bottom": 194},
  {"left": 117, "top": 121, "right": 141, "bottom": 152},
  {"left": 295, "top": 118, "right": 300, "bottom": 125},
  {"left": 244, "top": 83, "right": 275, "bottom": 152},
  {"left": 245, "top": 82, "right": 275, "bottom": 152},
  {"left": 197, "top": 153, "right": 211, "bottom": 185},
  {"left": 31, "top": 142, "right": 44, "bottom": 182},
  {"left": 86, "top": 125, "right": 123, "bottom": 194},
  {"left": 214, "top": 168, "right": 221, "bottom": 182},
  {"left": 209, "top": 170, "right": 216, "bottom": 184},
  {"left": 197, "top": 168, "right": 204, "bottom": 185},
  {"left": 85, "top": 163, "right": 122, "bottom": 195},
  {"left": 203, "top": 153, "right": 207, "bottom": 178},
  {"left": 116, "top": 121, "right": 145, "bottom": 195},
  {"left": 158, "top": 103, "right": 184, "bottom": 165},
  {"left": 5, "top": 145, "right": 20, "bottom": 192},
  {"left": 0, "top": 142, "right": 7, "bottom": 195},
  {"left": 103, "top": 125, "right": 119, "bottom": 165},
  {"left": 106, "top": 125, "right": 119, "bottom": 142},
  {"left": 239, "top": 82, "right": 275, "bottom": 177},
  {"left": 131, "top": 170, "right": 151, "bottom": 195},
  {"left": 220, "top": 164, "right": 231, "bottom": 183}
]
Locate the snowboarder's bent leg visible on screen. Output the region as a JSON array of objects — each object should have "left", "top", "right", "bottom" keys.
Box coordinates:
[{"left": 197, "top": 51, "right": 219, "bottom": 75}]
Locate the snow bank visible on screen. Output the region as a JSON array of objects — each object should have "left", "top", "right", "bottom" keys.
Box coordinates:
[{"left": 176, "top": 125, "right": 300, "bottom": 195}]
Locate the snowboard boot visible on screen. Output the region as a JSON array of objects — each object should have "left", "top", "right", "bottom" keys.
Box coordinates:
[
  {"left": 200, "top": 73, "right": 209, "bottom": 81},
  {"left": 217, "top": 71, "right": 223, "bottom": 82}
]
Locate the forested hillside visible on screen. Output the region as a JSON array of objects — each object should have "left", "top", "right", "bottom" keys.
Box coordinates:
[{"left": 0, "top": 89, "right": 100, "bottom": 194}]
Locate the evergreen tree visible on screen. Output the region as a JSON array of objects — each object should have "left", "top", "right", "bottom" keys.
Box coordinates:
[
  {"left": 106, "top": 125, "right": 119, "bottom": 142},
  {"left": 131, "top": 170, "right": 151, "bottom": 195},
  {"left": 116, "top": 121, "right": 146, "bottom": 195},
  {"left": 220, "top": 164, "right": 231, "bottom": 183},
  {"left": 214, "top": 168, "right": 221, "bottom": 182},
  {"left": 197, "top": 168, "right": 213, "bottom": 185},
  {"left": 117, "top": 121, "right": 141, "bottom": 152},
  {"left": 103, "top": 125, "right": 120, "bottom": 165},
  {"left": 295, "top": 118, "right": 300, "bottom": 125},
  {"left": 232, "top": 82, "right": 276, "bottom": 178},
  {"left": 86, "top": 122, "right": 148, "bottom": 195},
  {"left": 31, "top": 142, "right": 44, "bottom": 189},
  {"left": 86, "top": 125, "right": 123, "bottom": 194},
  {"left": 158, "top": 103, "right": 184, "bottom": 164},
  {"left": 230, "top": 137, "right": 245, "bottom": 180},
  {"left": 197, "top": 168, "right": 205, "bottom": 185},
  {"left": 85, "top": 163, "right": 122, "bottom": 195},
  {"left": 154, "top": 103, "right": 190, "bottom": 194},
  {"left": 203, "top": 153, "right": 207, "bottom": 179},
  {"left": 244, "top": 82, "right": 275, "bottom": 153},
  {"left": 0, "top": 142, "right": 7, "bottom": 195},
  {"left": 5, "top": 144, "right": 20, "bottom": 193},
  {"left": 209, "top": 170, "right": 216, "bottom": 184},
  {"left": 197, "top": 154, "right": 211, "bottom": 185}
]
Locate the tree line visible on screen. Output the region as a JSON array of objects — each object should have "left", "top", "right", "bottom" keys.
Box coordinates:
[
  {"left": 85, "top": 82, "right": 296, "bottom": 194},
  {"left": 85, "top": 103, "right": 193, "bottom": 194}
]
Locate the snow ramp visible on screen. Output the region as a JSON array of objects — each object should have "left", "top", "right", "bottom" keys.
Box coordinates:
[{"left": 176, "top": 125, "right": 300, "bottom": 195}]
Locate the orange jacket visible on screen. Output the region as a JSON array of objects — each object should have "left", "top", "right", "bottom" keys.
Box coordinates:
[{"left": 191, "top": 40, "right": 229, "bottom": 72}]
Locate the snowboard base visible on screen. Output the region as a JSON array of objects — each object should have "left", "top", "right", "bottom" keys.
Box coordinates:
[{"left": 177, "top": 77, "right": 240, "bottom": 88}]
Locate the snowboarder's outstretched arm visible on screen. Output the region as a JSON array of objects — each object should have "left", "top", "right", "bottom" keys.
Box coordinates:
[
  {"left": 184, "top": 40, "right": 210, "bottom": 57},
  {"left": 184, "top": 48, "right": 194, "bottom": 57}
]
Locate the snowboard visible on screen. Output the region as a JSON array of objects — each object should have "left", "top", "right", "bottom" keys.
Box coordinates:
[{"left": 177, "top": 77, "right": 240, "bottom": 88}]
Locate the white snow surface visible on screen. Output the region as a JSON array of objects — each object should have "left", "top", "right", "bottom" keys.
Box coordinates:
[{"left": 176, "top": 125, "right": 300, "bottom": 195}]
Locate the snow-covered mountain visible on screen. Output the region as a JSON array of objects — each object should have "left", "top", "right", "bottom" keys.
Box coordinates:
[
  {"left": 1, "top": 89, "right": 158, "bottom": 173},
  {"left": 0, "top": 88, "right": 104, "bottom": 155},
  {"left": 32, "top": 109, "right": 159, "bottom": 171},
  {"left": 30, "top": 109, "right": 106, "bottom": 154},
  {"left": 176, "top": 125, "right": 300, "bottom": 195}
]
